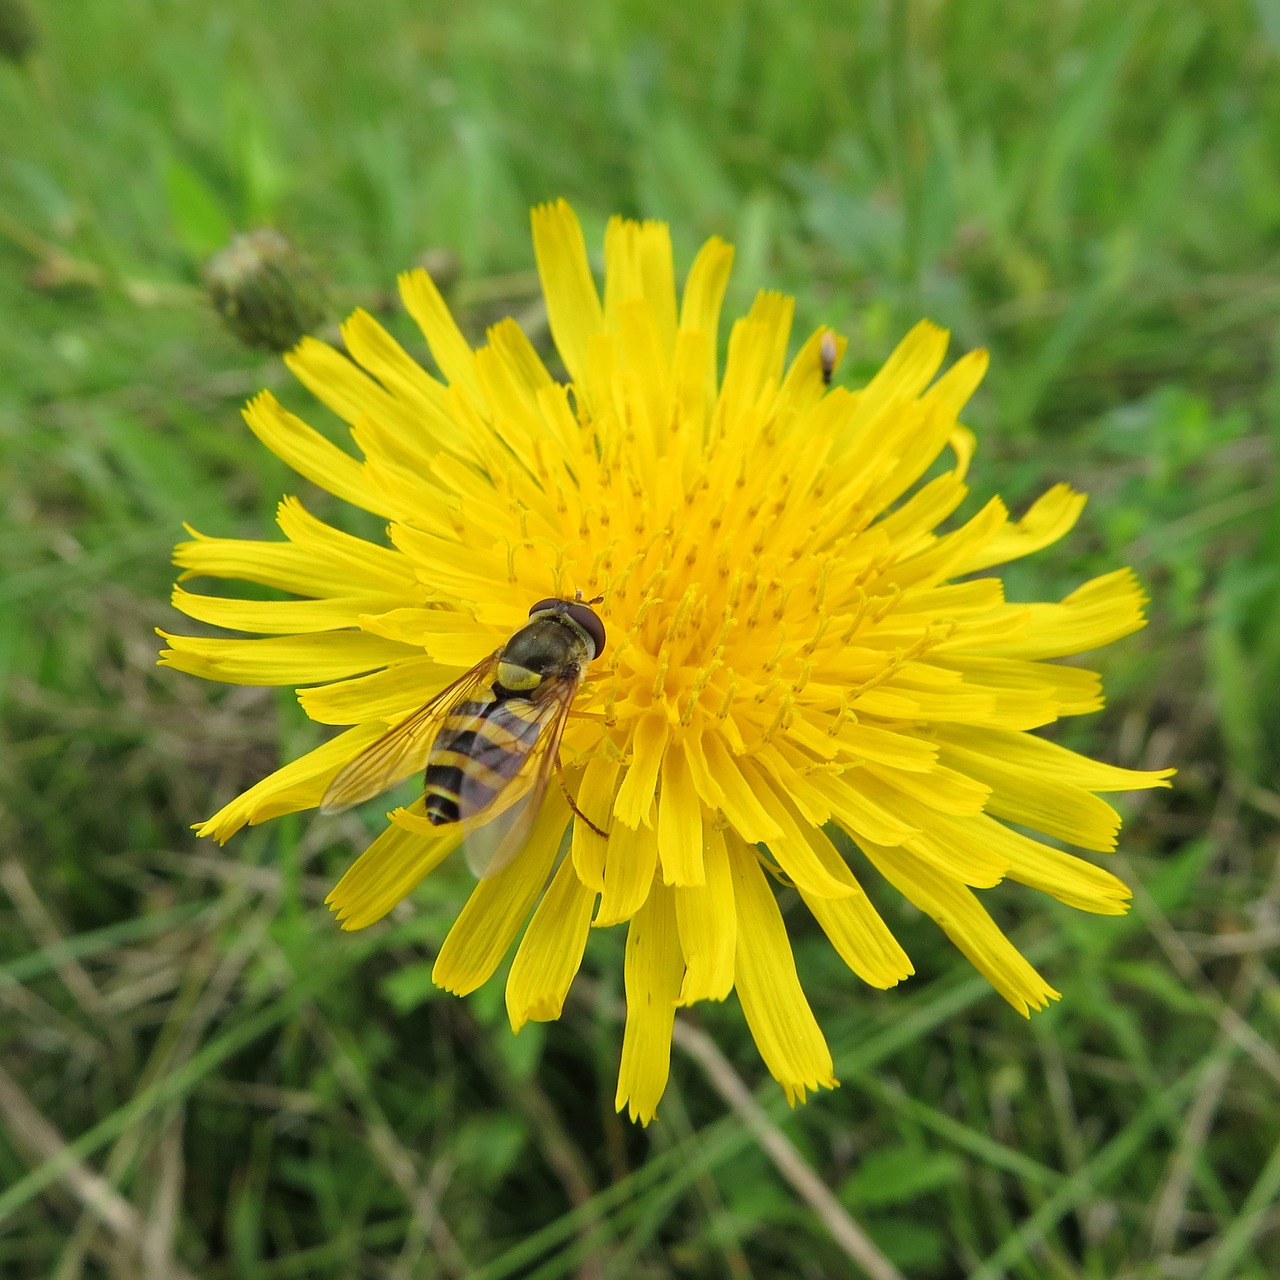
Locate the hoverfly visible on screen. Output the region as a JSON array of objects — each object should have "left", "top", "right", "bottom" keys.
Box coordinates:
[{"left": 321, "top": 596, "right": 607, "bottom": 878}]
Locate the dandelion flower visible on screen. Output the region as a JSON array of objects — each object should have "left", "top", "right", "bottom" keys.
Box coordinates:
[{"left": 161, "top": 201, "right": 1173, "bottom": 1123}]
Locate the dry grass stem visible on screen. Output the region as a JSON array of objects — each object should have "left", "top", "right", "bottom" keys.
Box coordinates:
[
  {"left": 0, "top": 1063, "right": 201, "bottom": 1280},
  {"left": 670, "top": 1017, "right": 906, "bottom": 1280}
]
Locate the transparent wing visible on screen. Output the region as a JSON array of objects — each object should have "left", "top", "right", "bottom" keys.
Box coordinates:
[
  {"left": 319, "top": 655, "right": 500, "bottom": 814},
  {"left": 463, "top": 672, "right": 581, "bottom": 879}
]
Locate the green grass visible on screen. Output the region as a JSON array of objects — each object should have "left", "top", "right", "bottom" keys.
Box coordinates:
[{"left": 2, "top": 0, "right": 1278, "bottom": 1275}]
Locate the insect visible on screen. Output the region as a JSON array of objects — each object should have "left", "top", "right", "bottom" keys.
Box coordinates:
[
  {"left": 820, "top": 330, "right": 839, "bottom": 386},
  {"left": 321, "top": 596, "right": 607, "bottom": 878}
]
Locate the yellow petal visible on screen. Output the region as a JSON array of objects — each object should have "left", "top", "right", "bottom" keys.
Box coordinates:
[
  {"left": 489, "top": 316, "right": 555, "bottom": 397},
  {"left": 285, "top": 337, "right": 426, "bottom": 441},
  {"left": 242, "top": 391, "right": 391, "bottom": 517},
  {"left": 172, "top": 588, "right": 398, "bottom": 636},
  {"left": 357, "top": 607, "right": 507, "bottom": 665},
  {"left": 613, "top": 709, "right": 668, "bottom": 827},
  {"left": 678, "top": 235, "right": 734, "bottom": 403},
  {"left": 617, "top": 297, "right": 672, "bottom": 454},
  {"left": 637, "top": 227, "right": 678, "bottom": 357},
  {"left": 894, "top": 578, "right": 1006, "bottom": 617},
  {"left": 340, "top": 308, "right": 473, "bottom": 459},
  {"left": 872, "top": 471, "right": 969, "bottom": 550},
  {"left": 595, "top": 807, "right": 658, "bottom": 928},
  {"left": 327, "top": 814, "right": 465, "bottom": 931},
  {"left": 298, "top": 655, "right": 449, "bottom": 725},
  {"left": 937, "top": 739, "right": 1123, "bottom": 851},
  {"left": 683, "top": 723, "right": 726, "bottom": 809},
  {"left": 669, "top": 328, "right": 712, "bottom": 450},
  {"left": 396, "top": 268, "right": 488, "bottom": 415},
  {"left": 833, "top": 320, "right": 949, "bottom": 467},
  {"left": 858, "top": 319, "right": 950, "bottom": 414},
  {"left": 923, "top": 346, "right": 989, "bottom": 418},
  {"left": 835, "top": 721, "right": 939, "bottom": 772},
  {"left": 790, "top": 819, "right": 914, "bottom": 990},
  {"left": 719, "top": 291, "right": 794, "bottom": 423},
  {"left": 275, "top": 496, "right": 419, "bottom": 595},
  {"left": 475, "top": 320, "right": 564, "bottom": 464},
  {"left": 883, "top": 496, "right": 1008, "bottom": 593},
  {"left": 727, "top": 834, "right": 837, "bottom": 1105},
  {"left": 197, "top": 722, "right": 385, "bottom": 842},
  {"left": 615, "top": 877, "right": 684, "bottom": 1125},
  {"left": 862, "top": 761, "right": 991, "bottom": 819},
  {"left": 931, "top": 655, "right": 1103, "bottom": 718},
  {"left": 949, "top": 424, "right": 977, "bottom": 478},
  {"left": 535, "top": 382, "right": 586, "bottom": 464},
  {"left": 869, "top": 416, "right": 964, "bottom": 518},
  {"left": 531, "top": 199, "right": 603, "bottom": 393},
  {"left": 932, "top": 724, "right": 1175, "bottom": 793},
  {"left": 799, "top": 768, "right": 918, "bottom": 848},
  {"left": 700, "top": 732, "right": 781, "bottom": 843},
  {"left": 746, "top": 290, "right": 794, "bottom": 393},
  {"left": 674, "top": 826, "right": 736, "bottom": 1004},
  {"left": 432, "top": 792, "right": 570, "bottom": 995},
  {"left": 604, "top": 216, "right": 678, "bottom": 357},
  {"left": 657, "top": 741, "right": 704, "bottom": 887},
  {"left": 157, "top": 629, "right": 420, "bottom": 686},
  {"left": 389, "top": 521, "right": 512, "bottom": 604},
  {"left": 959, "top": 484, "right": 1087, "bottom": 574},
  {"left": 174, "top": 528, "right": 356, "bottom": 599},
  {"left": 985, "top": 568, "right": 1149, "bottom": 660},
  {"left": 858, "top": 839, "right": 1060, "bottom": 1016},
  {"left": 505, "top": 855, "right": 597, "bottom": 1030},
  {"left": 738, "top": 759, "right": 855, "bottom": 900},
  {"left": 571, "top": 756, "right": 620, "bottom": 891},
  {"left": 1003, "top": 832, "right": 1133, "bottom": 915},
  {"left": 861, "top": 678, "right": 1046, "bottom": 732}
]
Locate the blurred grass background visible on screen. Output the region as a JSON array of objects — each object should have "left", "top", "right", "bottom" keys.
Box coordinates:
[{"left": 1, "top": 0, "right": 1278, "bottom": 1276}]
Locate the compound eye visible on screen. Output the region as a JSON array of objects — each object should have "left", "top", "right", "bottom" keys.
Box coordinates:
[
  {"left": 564, "top": 603, "right": 606, "bottom": 659},
  {"left": 527, "top": 597, "right": 562, "bottom": 617}
]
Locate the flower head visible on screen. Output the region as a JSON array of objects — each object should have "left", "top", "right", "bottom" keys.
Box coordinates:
[{"left": 161, "top": 201, "right": 1173, "bottom": 1123}]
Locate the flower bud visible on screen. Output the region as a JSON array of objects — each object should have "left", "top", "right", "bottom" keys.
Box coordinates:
[{"left": 203, "top": 229, "right": 327, "bottom": 353}]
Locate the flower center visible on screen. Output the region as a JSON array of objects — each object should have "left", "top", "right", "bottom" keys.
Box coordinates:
[{"left": 573, "top": 411, "right": 884, "bottom": 747}]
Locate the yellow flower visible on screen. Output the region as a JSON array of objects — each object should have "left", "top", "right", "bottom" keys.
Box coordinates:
[{"left": 161, "top": 201, "right": 1173, "bottom": 1124}]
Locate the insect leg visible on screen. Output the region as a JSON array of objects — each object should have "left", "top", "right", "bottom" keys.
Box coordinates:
[{"left": 556, "top": 759, "right": 608, "bottom": 838}]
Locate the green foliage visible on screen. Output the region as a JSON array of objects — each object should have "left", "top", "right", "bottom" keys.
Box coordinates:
[{"left": 1, "top": 0, "right": 1277, "bottom": 1276}]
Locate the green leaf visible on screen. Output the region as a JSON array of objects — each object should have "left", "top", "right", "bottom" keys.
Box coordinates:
[
  {"left": 454, "top": 1114, "right": 527, "bottom": 1188},
  {"left": 1145, "top": 837, "right": 1218, "bottom": 917},
  {"left": 840, "top": 1144, "right": 964, "bottom": 1210},
  {"left": 867, "top": 1216, "right": 949, "bottom": 1272},
  {"left": 498, "top": 1019, "right": 546, "bottom": 1081},
  {"left": 380, "top": 961, "right": 447, "bottom": 1013},
  {"left": 1208, "top": 615, "right": 1266, "bottom": 781}
]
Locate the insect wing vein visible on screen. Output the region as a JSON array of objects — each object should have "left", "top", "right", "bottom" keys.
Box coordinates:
[
  {"left": 319, "top": 656, "right": 499, "bottom": 813},
  {"left": 464, "top": 672, "right": 581, "bottom": 879}
]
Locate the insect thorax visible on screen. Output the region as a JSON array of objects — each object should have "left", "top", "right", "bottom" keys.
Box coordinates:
[{"left": 498, "top": 615, "right": 589, "bottom": 690}]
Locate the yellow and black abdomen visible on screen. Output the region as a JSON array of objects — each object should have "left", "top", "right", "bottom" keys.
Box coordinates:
[{"left": 423, "top": 692, "right": 545, "bottom": 825}]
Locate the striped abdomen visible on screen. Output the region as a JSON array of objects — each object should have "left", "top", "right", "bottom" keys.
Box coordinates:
[{"left": 423, "top": 692, "right": 546, "bottom": 825}]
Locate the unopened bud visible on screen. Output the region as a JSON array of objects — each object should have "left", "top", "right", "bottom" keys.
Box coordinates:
[
  {"left": 203, "top": 229, "right": 327, "bottom": 353},
  {"left": 0, "top": 0, "right": 38, "bottom": 63}
]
